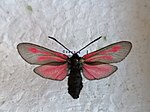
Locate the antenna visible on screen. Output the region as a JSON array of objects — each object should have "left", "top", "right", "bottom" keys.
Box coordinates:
[
  {"left": 76, "top": 36, "right": 103, "bottom": 53},
  {"left": 48, "top": 36, "right": 74, "bottom": 54}
]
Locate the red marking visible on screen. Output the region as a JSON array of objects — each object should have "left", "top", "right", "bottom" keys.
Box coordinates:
[
  {"left": 28, "top": 47, "right": 50, "bottom": 55},
  {"left": 28, "top": 48, "right": 39, "bottom": 53},
  {"left": 37, "top": 56, "right": 65, "bottom": 62},
  {"left": 53, "top": 52, "right": 68, "bottom": 59},
  {"left": 83, "top": 52, "right": 97, "bottom": 59},
  {"left": 85, "top": 55, "right": 113, "bottom": 62},
  {"left": 100, "top": 55, "right": 113, "bottom": 60},
  {"left": 86, "top": 55, "right": 113, "bottom": 62},
  {"left": 99, "top": 45, "right": 121, "bottom": 54},
  {"left": 38, "top": 56, "right": 51, "bottom": 61},
  {"left": 39, "top": 50, "right": 50, "bottom": 55}
]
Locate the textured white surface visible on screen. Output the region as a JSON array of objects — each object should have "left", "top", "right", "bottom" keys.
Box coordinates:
[{"left": 0, "top": 0, "right": 150, "bottom": 112}]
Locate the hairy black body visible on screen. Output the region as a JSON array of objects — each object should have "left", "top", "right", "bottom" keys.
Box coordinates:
[{"left": 68, "top": 54, "right": 83, "bottom": 99}]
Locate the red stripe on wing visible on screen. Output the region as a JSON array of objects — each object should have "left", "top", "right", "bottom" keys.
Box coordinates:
[
  {"left": 99, "top": 45, "right": 121, "bottom": 55},
  {"left": 37, "top": 56, "right": 66, "bottom": 62},
  {"left": 85, "top": 55, "right": 113, "bottom": 62},
  {"left": 28, "top": 47, "right": 50, "bottom": 55}
]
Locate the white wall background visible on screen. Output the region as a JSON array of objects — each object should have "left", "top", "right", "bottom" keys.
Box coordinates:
[{"left": 0, "top": 0, "right": 150, "bottom": 112}]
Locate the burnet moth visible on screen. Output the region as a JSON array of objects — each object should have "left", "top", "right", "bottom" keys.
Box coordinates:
[{"left": 17, "top": 36, "right": 132, "bottom": 99}]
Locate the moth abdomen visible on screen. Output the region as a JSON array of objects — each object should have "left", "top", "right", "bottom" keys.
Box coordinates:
[{"left": 68, "top": 70, "right": 83, "bottom": 99}]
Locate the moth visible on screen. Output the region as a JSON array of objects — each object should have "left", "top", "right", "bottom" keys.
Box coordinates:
[{"left": 17, "top": 36, "right": 132, "bottom": 99}]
